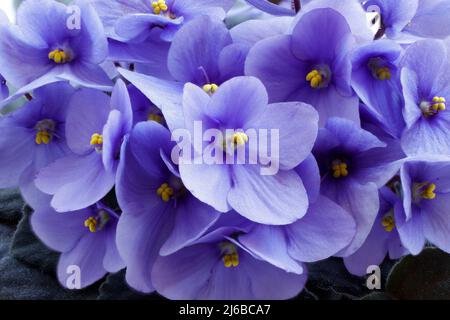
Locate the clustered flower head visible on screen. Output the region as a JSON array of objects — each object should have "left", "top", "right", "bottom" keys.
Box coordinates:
[{"left": 0, "top": 0, "right": 450, "bottom": 299}]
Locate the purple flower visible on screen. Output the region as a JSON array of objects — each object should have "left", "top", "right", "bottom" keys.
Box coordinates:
[
  {"left": 0, "top": 82, "right": 75, "bottom": 209},
  {"left": 365, "top": 0, "right": 450, "bottom": 41},
  {"left": 394, "top": 158, "right": 450, "bottom": 255},
  {"left": 35, "top": 80, "right": 133, "bottom": 212},
  {"left": 399, "top": 39, "right": 450, "bottom": 156},
  {"left": 31, "top": 202, "right": 124, "bottom": 288},
  {"left": 344, "top": 187, "right": 408, "bottom": 276},
  {"left": 119, "top": 16, "right": 248, "bottom": 131},
  {"left": 352, "top": 39, "right": 405, "bottom": 138},
  {"left": 177, "top": 76, "right": 319, "bottom": 225},
  {"left": 221, "top": 155, "right": 355, "bottom": 274},
  {"left": 151, "top": 225, "right": 308, "bottom": 300},
  {"left": 313, "top": 118, "right": 403, "bottom": 256},
  {"left": 115, "top": 121, "right": 221, "bottom": 293},
  {"left": 245, "top": 8, "right": 360, "bottom": 127},
  {"left": 0, "top": 0, "right": 111, "bottom": 107}
]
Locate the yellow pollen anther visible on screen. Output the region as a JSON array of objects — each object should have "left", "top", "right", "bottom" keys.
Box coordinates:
[
  {"left": 152, "top": 0, "right": 168, "bottom": 14},
  {"left": 332, "top": 162, "right": 349, "bottom": 178},
  {"left": 48, "top": 49, "right": 70, "bottom": 64},
  {"left": 223, "top": 252, "right": 239, "bottom": 268},
  {"left": 432, "top": 96, "right": 446, "bottom": 111},
  {"left": 35, "top": 130, "right": 51, "bottom": 145},
  {"left": 148, "top": 113, "right": 163, "bottom": 123},
  {"left": 203, "top": 83, "right": 219, "bottom": 94},
  {"left": 90, "top": 133, "right": 103, "bottom": 146},
  {"left": 376, "top": 66, "right": 391, "bottom": 80},
  {"left": 232, "top": 132, "right": 249, "bottom": 146},
  {"left": 84, "top": 217, "right": 98, "bottom": 233},
  {"left": 421, "top": 183, "right": 436, "bottom": 200},
  {"left": 381, "top": 214, "right": 395, "bottom": 232},
  {"left": 157, "top": 183, "right": 174, "bottom": 202},
  {"left": 306, "top": 69, "right": 323, "bottom": 88}
]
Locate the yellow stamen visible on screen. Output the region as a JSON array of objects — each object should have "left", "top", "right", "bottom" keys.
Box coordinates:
[
  {"left": 381, "top": 214, "right": 395, "bottom": 232},
  {"left": 148, "top": 114, "right": 163, "bottom": 123},
  {"left": 306, "top": 69, "right": 323, "bottom": 88},
  {"left": 48, "top": 49, "right": 70, "bottom": 64},
  {"left": 421, "top": 183, "right": 436, "bottom": 200},
  {"left": 157, "top": 182, "right": 174, "bottom": 202},
  {"left": 152, "top": 0, "right": 168, "bottom": 14},
  {"left": 375, "top": 66, "right": 391, "bottom": 80},
  {"left": 432, "top": 96, "right": 446, "bottom": 111},
  {"left": 220, "top": 243, "right": 239, "bottom": 268},
  {"left": 35, "top": 130, "right": 51, "bottom": 145},
  {"left": 232, "top": 132, "right": 248, "bottom": 146},
  {"left": 332, "top": 161, "right": 349, "bottom": 178},
  {"left": 84, "top": 217, "right": 98, "bottom": 233},
  {"left": 202, "top": 83, "right": 219, "bottom": 94},
  {"left": 90, "top": 133, "right": 103, "bottom": 146}
]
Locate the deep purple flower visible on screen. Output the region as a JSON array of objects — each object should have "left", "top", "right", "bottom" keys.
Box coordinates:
[
  {"left": 313, "top": 118, "right": 403, "bottom": 256},
  {"left": 116, "top": 121, "right": 221, "bottom": 293},
  {"left": 119, "top": 16, "right": 248, "bottom": 131},
  {"left": 151, "top": 225, "right": 307, "bottom": 300},
  {"left": 0, "top": 0, "right": 111, "bottom": 108},
  {"left": 399, "top": 39, "right": 450, "bottom": 156},
  {"left": 364, "top": 0, "right": 450, "bottom": 41},
  {"left": 344, "top": 187, "right": 408, "bottom": 276},
  {"left": 35, "top": 80, "right": 133, "bottom": 212},
  {"left": 352, "top": 39, "right": 405, "bottom": 138},
  {"left": 176, "top": 76, "right": 319, "bottom": 225},
  {"left": 0, "top": 82, "right": 75, "bottom": 209},
  {"left": 31, "top": 202, "right": 124, "bottom": 288},
  {"left": 394, "top": 157, "right": 450, "bottom": 255},
  {"left": 245, "top": 8, "right": 359, "bottom": 127}
]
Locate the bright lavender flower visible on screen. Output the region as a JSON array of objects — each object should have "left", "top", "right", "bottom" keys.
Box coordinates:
[
  {"left": 119, "top": 16, "right": 248, "bottom": 131},
  {"left": 35, "top": 80, "right": 133, "bottom": 212},
  {"left": 399, "top": 40, "right": 450, "bottom": 156},
  {"left": 225, "top": 155, "right": 354, "bottom": 273},
  {"left": 151, "top": 225, "right": 308, "bottom": 300},
  {"left": 31, "top": 202, "right": 124, "bottom": 288},
  {"left": 394, "top": 158, "right": 450, "bottom": 255},
  {"left": 364, "top": 0, "right": 450, "bottom": 41},
  {"left": 0, "top": 0, "right": 111, "bottom": 107},
  {"left": 344, "top": 187, "right": 408, "bottom": 276},
  {"left": 177, "top": 76, "right": 319, "bottom": 225},
  {"left": 313, "top": 118, "right": 403, "bottom": 256},
  {"left": 246, "top": 8, "right": 359, "bottom": 127},
  {"left": 352, "top": 40, "right": 405, "bottom": 138},
  {"left": 116, "top": 121, "right": 221, "bottom": 293},
  {"left": 0, "top": 83, "right": 75, "bottom": 209}
]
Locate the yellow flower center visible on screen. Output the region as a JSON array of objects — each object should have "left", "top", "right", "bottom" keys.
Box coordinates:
[
  {"left": 157, "top": 183, "right": 174, "bottom": 202},
  {"left": 306, "top": 69, "right": 324, "bottom": 88},
  {"left": 35, "top": 130, "right": 52, "bottom": 145},
  {"left": 332, "top": 160, "right": 349, "bottom": 179},
  {"left": 152, "top": 0, "right": 168, "bottom": 14},
  {"left": 232, "top": 132, "right": 249, "bottom": 146},
  {"left": 48, "top": 49, "right": 70, "bottom": 64},
  {"left": 90, "top": 133, "right": 103, "bottom": 146},
  {"left": 148, "top": 113, "right": 163, "bottom": 123},
  {"left": 375, "top": 66, "right": 391, "bottom": 80},
  {"left": 381, "top": 213, "right": 395, "bottom": 232},
  {"left": 202, "top": 83, "right": 219, "bottom": 94},
  {"left": 421, "top": 183, "right": 436, "bottom": 200},
  {"left": 431, "top": 96, "right": 446, "bottom": 112},
  {"left": 84, "top": 217, "right": 98, "bottom": 233},
  {"left": 220, "top": 243, "right": 239, "bottom": 268}
]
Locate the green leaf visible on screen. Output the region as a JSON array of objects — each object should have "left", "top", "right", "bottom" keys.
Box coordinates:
[{"left": 386, "top": 248, "right": 450, "bottom": 300}]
